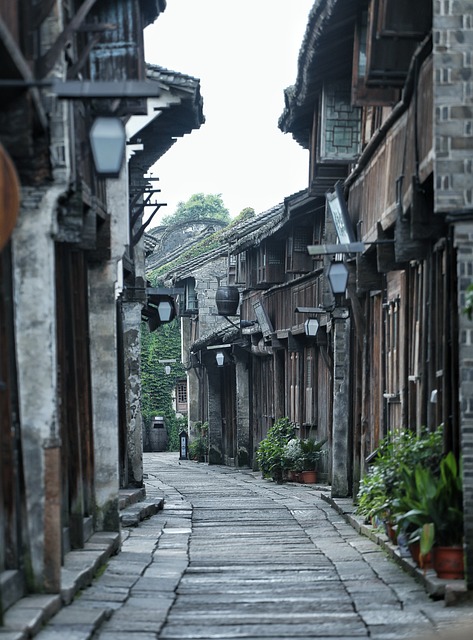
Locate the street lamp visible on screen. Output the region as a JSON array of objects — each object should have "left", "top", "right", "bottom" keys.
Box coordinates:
[
  {"left": 304, "top": 318, "right": 319, "bottom": 337},
  {"left": 216, "top": 351, "right": 225, "bottom": 367},
  {"left": 157, "top": 299, "right": 173, "bottom": 322},
  {"left": 327, "top": 261, "right": 349, "bottom": 296},
  {"left": 89, "top": 116, "right": 126, "bottom": 178}
]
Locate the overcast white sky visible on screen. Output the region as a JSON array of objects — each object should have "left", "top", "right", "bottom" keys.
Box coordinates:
[{"left": 143, "top": 0, "right": 313, "bottom": 225}]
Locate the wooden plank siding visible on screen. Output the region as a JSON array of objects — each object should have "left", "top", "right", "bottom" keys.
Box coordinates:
[
  {"left": 0, "top": 245, "right": 21, "bottom": 576},
  {"left": 348, "top": 55, "right": 433, "bottom": 241},
  {"left": 55, "top": 244, "right": 94, "bottom": 552}
]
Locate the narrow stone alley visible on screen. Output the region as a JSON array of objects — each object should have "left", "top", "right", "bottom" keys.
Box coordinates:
[{"left": 31, "top": 453, "right": 473, "bottom": 640}]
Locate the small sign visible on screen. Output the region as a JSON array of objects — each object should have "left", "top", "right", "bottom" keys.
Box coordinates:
[
  {"left": 252, "top": 300, "right": 273, "bottom": 339},
  {"left": 326, "top": 182, "right": 356, "bottom": 245},
  {"left": 179, "top": 430, "right": 188, "bottom": 460}
]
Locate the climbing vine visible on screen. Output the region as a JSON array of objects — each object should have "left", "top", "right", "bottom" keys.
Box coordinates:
[{"left": 141, "top": 318, "right": 186, "bottom": 451}]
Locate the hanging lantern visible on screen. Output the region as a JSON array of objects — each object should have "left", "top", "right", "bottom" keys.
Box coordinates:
[
  {"left": 304, "top": 318, "right": 319, "bottom": 336},
  {"left": 327, "top": 261, "right": 349, "bottom": 295},
  {"left": 89, "top": 116, "right": 126, "bottom": 178}
]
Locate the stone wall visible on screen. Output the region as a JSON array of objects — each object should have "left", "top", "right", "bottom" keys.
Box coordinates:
[
  {"left": 454, "top": 222, "right": 473, "bottom": 589},
  {"left": 434, "top": 0, "right": 473, "bottom": 212}
]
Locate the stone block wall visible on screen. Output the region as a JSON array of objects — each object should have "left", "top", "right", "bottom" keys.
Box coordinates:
[
  {"left": 194, "top": 256, "right": 230, "bottom": 339},
  {"left": 454, "top": 222, "right": 473, "bottom": 589},
  {"left": 434, "top": 0, "right": 473, "bottom": 212}
]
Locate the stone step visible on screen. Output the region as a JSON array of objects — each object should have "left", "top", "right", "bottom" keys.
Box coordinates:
[
  {"left": 0, "top": 571, "right": 25, "bottom": 613},
  {"left": 118, "top": 487, "right": 146, "bottom": 510},
  {"left": 119, "top": 497, "right": 164, "bottom": 527},
  {"left": 60, "top": 532, "right": 121, "bottom": 604}
]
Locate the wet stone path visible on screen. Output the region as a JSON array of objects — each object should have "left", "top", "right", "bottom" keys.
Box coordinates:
[{"left": 36, "top": 453, "right": 473, "bottom": 640}]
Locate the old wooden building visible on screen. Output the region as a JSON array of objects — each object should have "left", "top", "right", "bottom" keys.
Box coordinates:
[{"left": 0, "top": 0, "right": 203, "bottom": 620}]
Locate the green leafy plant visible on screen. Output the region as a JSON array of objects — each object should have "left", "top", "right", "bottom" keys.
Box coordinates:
[
  {"left": 355, "top": 426, "right": 444, "bottom": 522},
  {"left": 256, "top": 418, "right": 296, "bottom": 483},
  {"left": 463, "top": 282, "right": 473, "bottom": 320},
  {"left": 299, "top": 438, "right": 327, "bottom": 471},
  {"left": 141, "top": 318, "right": 185, "bottom": 451},
  {"left": 189, "top": 421, "right": 209, "bottom": 461},
  {"left": 356, "top": 467, "right": 390, "bottom": 523},
  {"left": 396, "top": 452, "right": 463, "bottom": 558}
]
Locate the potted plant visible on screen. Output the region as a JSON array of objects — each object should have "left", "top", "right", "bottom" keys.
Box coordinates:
[
  {"left": 256, "top": 417, "right": 296, "bottom": 483},
  {"left": 396, "top": 452, "right": 464, "bottom": 578},
  {"left": 298, "top": 437, "right": 327, "bottom": 484},
  {"left": 188, "top": 421, "right": 209, "bottom": 462},
  {"left": 355, "top": 426, "right": 444, "bottom": 540},
  {"left": 282, "top": 438, "right": 303, "bottom": 482}
]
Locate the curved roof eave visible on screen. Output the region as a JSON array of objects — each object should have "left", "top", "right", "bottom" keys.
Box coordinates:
[{"left": 278, "top": 0, "right": 356, "bottom": 148}]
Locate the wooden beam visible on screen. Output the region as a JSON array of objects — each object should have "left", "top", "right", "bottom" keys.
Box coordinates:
[{"left": 38, "top": 0, "right": 99, "bottom": 78}]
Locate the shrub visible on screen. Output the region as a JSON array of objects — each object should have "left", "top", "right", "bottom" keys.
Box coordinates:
[
  {"left": 256, "top": 417, "right": 296, "bottom": 482},
  {"left": 355, "top": 425, "right": 444, "bottom": 522},
  {"left": 189, "top": 421, "right": 208, "bottom": 461}
]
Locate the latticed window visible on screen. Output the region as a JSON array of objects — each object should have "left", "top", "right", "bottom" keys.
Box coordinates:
[
  {"left": 176, "top": 381, "right": 187, "bottom": 412},
  {"left": 258, "top": 241, "right": 285, "bottom": 284},
  {"left": 177, "top": 382, "right": 187, "bottom": 404}
]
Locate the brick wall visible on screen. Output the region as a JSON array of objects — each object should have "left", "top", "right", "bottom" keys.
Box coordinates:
[
  {"left": 434, "top": 0, "right": 473, "bottom": 213},
  {"left": 454, "top": 223, "right": 473, "bottom": 589}
]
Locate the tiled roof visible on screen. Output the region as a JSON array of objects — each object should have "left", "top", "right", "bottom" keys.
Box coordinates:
[{"left": 278, "top": 0, "right": 357, "bottom": 148}]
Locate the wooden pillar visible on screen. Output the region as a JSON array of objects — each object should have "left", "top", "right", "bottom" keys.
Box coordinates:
[{"left": 331, "top": 308, "right": 351, "bottom": 498}]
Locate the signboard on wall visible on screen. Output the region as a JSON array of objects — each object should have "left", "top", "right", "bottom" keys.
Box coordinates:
[{"left": 326, "top": 182, "right": 356, "bottom": 245}]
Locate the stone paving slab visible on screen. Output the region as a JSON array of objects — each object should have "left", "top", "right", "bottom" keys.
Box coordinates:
[
  {"left": 12, "top": 452, "right": 473, "bottom": 640},
  {"left": 159, "top": 622, "right": 369, "bottom": 638}
]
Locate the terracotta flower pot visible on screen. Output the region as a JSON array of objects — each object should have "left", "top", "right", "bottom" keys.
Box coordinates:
[
  {"left": 300, "top": 470, "right": 317, "bottom": 484},
  {"left": 385, "top": 521, "right": 398, "bottom": 545},
  {"left": 408, "top": 541, "right": 433, "bottom": 570},
  {"left": 433, "top": 546, "right": 464, "bottom": 580}
]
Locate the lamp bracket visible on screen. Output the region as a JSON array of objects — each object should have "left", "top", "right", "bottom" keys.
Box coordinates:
[
  {"left": 295, "top": 306, "right": 327, "bottom": 314},
  {"left": 308, "top": 240, "right": 395, "bottom": 256}
]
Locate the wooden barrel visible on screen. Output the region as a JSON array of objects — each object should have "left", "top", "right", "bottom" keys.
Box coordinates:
[{"left": 215, "top": 285, "right": 239, "bottom": 316}]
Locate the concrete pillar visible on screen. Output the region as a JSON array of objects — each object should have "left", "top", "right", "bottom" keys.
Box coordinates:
[
  {"left": 121, "top": 301, "right": 143, "bottom": 487},
  {"left": 88, "top": 262, "right": 120, "bottom": 531},
  {"left": 454, "top": 222, "right": 473, "bottom": 589},
  {"left": 12, "top": 186, "right": 63, "bottom": 592},
  {"left": 331, "top": 309, "right": 351, "bottom": 498},
  {"left": 207, "top": 366, "right": 223, "bottom": 464},
  {"left": 235, "top": 359, "right": 250, "bottom": 467}
]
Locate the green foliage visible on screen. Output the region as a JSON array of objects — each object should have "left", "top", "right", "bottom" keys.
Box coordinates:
[
  {"left": 282, "top": 437, "right": 327, "bottom": 472},
  {"left": 256, "top": 417, "right": 296, "bottom": 482},
  {"left": 140, "top": 318, "right": 185, "bottom": 451},
  {"left": 396, "top": 452, "right": 463, "bottom": 555},
  {"left": 463, "top": 282, "right": 473, "bottom": 320},
  {"left": 356, "top": 467, "right": 389, "bottom": 524},
  {"left": 282, "top": 438, "right": 303, "bottom": 471},
  {"left": 152, "top": 230, "right": 224, "bottom": 280},
  {"left": 189, "top": 421, "right": 209, "bottom": 461},
  {"left": 161, "top": 193, "right": 230, "bottom": 226},
  {"left": 299, "top": 437, "right": 327, "bottom": 471},
  {"left": 168, "top": 415, "right": 187, "bottom": 452},
  {"left": 232, "top": 207, "right": 255, "bottom": 224},
  {"left": 355, "top": 426, "right": 444, "bottom": 521}
]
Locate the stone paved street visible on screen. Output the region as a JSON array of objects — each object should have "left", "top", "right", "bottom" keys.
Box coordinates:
[{"left": 33, "top": 453, "right": 473, "bottom": 640}]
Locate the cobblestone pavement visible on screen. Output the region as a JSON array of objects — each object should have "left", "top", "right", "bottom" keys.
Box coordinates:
[{"left": 34, "top": 453, "right": 473, "bottom": 640}]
